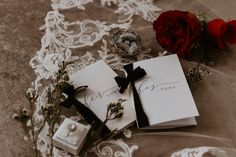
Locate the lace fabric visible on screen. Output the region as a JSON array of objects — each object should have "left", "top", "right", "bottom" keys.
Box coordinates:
[
  {"left": 127, "top": 132, "right": 236, "bottom": 157},
  {"left": 171, "top": 147, "right": 229, "bottom": 157},
  {"left": 30, "top": 0, "right": 160, "bottom": 86}
]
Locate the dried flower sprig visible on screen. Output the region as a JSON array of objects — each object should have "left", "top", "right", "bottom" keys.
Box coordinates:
[
  {"left": 80, "top": 99, "right": 126, "bottom": 157},
  {"left": 12, "top": 86, "right": 41, "bottom": 157},
  {"left": 14, "top": 61, "right": 74, "bottom": 157},
  {"left": 104, "top": 99, "right": 125, "bottom": 124},
  {"left": 41, "top": 61, "right": 74, "bottom": 155},
  {"left": 186, "top": 64, "right": 211, "bottom": 85}
]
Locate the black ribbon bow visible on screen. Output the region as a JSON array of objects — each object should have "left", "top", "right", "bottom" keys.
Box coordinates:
[
  {"left": 115, "top": 63, "right": 149, "bottom": 128},
  {"left": 59, "top": 83, "right": 110, "bottom": 136}
]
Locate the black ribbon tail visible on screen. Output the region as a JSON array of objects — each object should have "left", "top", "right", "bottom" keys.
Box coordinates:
[
  {"left": 60, "top": 98, "right": 73, "bottom": 108},
  {"left": 70, "top": 98, "right": 97, "bottom": 123},
  {"left": 59, "top": 84, "right": 110, "bottom": 137},
  {"left": 70, "top": 98, "right": 111, "bottom": 136},
  {"left": 131, "top": 82, "right": 149, "bottom": 128},
  {"left": 114, "top": 77, "right": 129, "bottom": 93},
  {"left": 126, "top": 63, "right": 149, "bottom": 127}
]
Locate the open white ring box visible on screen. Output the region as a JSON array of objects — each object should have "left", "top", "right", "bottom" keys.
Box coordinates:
[{"left": 53, "top": 118, "right": 91, "bottom": 155}]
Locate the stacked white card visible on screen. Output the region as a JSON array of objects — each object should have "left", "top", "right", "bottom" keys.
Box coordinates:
[{"left": 70, "top": 54, "right": 199, "bottom": 130}]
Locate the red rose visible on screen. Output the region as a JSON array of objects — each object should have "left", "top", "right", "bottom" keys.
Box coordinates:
[
  {"left": 206, "top": 19, "right": 236, "bottom": 48},
  {"left": 153, "top": 10, "right": 201, "bottom": 56},
  {"left": 225, "top": 20, "right": 236, "bottom": 44}
]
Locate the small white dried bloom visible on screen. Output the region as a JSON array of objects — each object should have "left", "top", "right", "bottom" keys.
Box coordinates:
[
  {"left": 24, "top": 135, "right": 29, "bottom": 141},
  {"left": 12, "top": 113, "right": 20, "bottom": 120},
  {"left": 158, "top": 51, "right": 168, "bottom": 56},
  {"left": 27, "top": 119, "right": 32, "bottom": 127},
  {"left": 22, "top": 108, "right": 29, "bottom": 115},
  {"left": 123, "top": 129, "right": 132, "bottom": 138},
  {"left": 26, "top": 88, "right": 37, "bottom": 99}
]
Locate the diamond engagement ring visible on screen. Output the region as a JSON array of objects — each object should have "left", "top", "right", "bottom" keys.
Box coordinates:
[{"left": 66, "top": 123, "right": 77, "bottom": 137}]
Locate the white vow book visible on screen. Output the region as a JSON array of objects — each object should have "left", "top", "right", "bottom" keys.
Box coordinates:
[
  {"left": 70, "top": 60, "right": 136, "bottom": 131},
  {"left": 133, "top": 54, "right": 199, "bottom": 129}
]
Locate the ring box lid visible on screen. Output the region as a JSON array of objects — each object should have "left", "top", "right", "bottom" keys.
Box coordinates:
[{"left": 53, "top": 118, "right": 91, "bottom": 155}]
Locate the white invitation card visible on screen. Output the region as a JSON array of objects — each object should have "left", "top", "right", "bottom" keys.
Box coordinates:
[
  {"left": 70, "top": 60, "right": 135, "bottom": 131},
  {"left": 133, "top": 54, "right": 199, "bottom": 129}
]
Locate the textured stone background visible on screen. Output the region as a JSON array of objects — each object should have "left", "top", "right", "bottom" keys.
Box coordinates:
[
  {"left": 0, "top": 0, "right": 236, "bottom": 157},
  {"left": 0, "top": 0, "right": 50, "bottom": 156}
]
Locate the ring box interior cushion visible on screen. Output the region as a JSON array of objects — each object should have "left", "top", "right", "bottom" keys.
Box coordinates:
[{"left": 53, "top": 118, "right": 91, "bottom": 155}]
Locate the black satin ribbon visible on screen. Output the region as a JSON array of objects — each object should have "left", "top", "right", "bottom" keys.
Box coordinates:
[
  {"left": 59, "top": 83, "right": 110, "bottom": 136},
  {"left": 115, "top": 63, "right": 149, "bottom": 128}
]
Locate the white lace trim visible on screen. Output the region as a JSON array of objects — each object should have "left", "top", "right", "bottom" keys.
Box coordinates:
[
  {"left": 30, "top": 0, "right": 161, "bottom": 84},
  {"left": 41, "top": 10, "right": 131, "bottom": 49},
  {"left": 113, "top": 0, "right": 161, "bottom": 23},
  {"left": 171, "top": 146, "right": 229, "bottom": 157},
  {"left": 91, "top": 140, "right": 138, "bottom": 157},
  {"left": 29, "top": 9, "right": 131, "bottom": 83},
  {"left": 51, "top": 0, "right": 93, "bottom": 10},
  {"left": 51, "top": 0, "right": 161, "bottom": 23}
]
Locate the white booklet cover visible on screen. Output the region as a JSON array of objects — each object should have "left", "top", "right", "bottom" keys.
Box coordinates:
[
  {"left": 70, "top": 60, "right": 136, "bottom": 131},
  {"left": 133, "top": 54, "right": 199, "bottom": 129}
]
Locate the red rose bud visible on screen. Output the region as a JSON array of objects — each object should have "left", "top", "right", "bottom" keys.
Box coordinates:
[
  {"left": 206, "top": 19, "right": 227, "bottom": 48},
  {"left": 224, "top": 20, "right": 236, "bottom": 45},
  {"left": 153, "top": 10, "right": 201, "bottom": 56}
]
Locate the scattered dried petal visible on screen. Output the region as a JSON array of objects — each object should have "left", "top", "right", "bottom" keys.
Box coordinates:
[
  {"left": 12, "top": 113, "right": 20, "bottom": 120},
  {"left": 123, "top": 129, "right": 132, "bottom": 138},
  {"left": 24, "top": 135, "right": 29, "bottom": 141}
]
